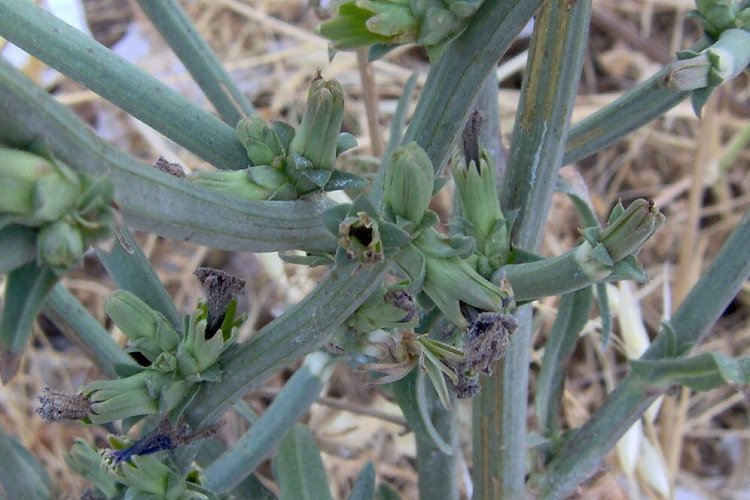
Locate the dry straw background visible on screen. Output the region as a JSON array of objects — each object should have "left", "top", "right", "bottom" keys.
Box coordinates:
[{"left": 1, "top": 0, "right": 749, "bottom": 498}]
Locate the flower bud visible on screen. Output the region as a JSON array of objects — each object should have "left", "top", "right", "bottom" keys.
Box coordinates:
[
  {"left": 383, "top": 142, "right": 435, "bottom": 225},
  {"left": 36, "top": 220, "right": 84, "bottom": 270},
  {"left": 0, "top": 147, "right": 79, "bottom": 225},
  {"left": 236, "top": 115, "right": 285, "bottom": 166},
  {"left": 452, "top": 150, "right": 509, "bottom": 268},
  {"left": 105, "top": 290, "right": 180, "bottom": 362},
  {"left": 595, "top": 199, "right": 665, "bottom": 263},
  {"left": 83, "top": 371, "right": 166, "bottom": 423},
  {"left": 287, "top": 75, "right": 345, "bottom": 173},
  {"left": 690, "top": 0, "right": 749, "bottom": 39}
]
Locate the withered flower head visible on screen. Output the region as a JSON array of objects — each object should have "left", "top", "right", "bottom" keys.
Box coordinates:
[
  {"left": 35, "top": 387, "right": 92, "bottom": 422},
  {"left": 451, "top": 312, "right": 518, "bottom": 400},
  {"left": 153, "top": 156, "right": 186, "bottom": 177},
  {"left": 194, "top": 267, "right": 246, "bottom": 332}
]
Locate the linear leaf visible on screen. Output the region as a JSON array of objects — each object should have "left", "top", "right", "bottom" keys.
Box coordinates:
[
  {"left": 0, "top": 261, "right": 58, "bottom": 382},
  {"left": 203, "top": 352, "right": 334, "bottom": 494},
  {"left": 43, "top": 284, "right": 137, "bottom": 378},
  {"left": 535, "top": 287, "right": 593, "bottom": 438},
  {"left": 348, "top": 462, "right": 376, "bottom": 500},
  {"left": 630, "top": 352, "right": 750, "bottom": 391},
  {"left": 0, "top": 424, "right": 51, "bottom": 500},
  {"left": 96, "top": 227, "right": 182, "bottom": 331},
  {"left": 0, "top": 225, "right": 35, "bottom": 273},
  {"left": 274, "top": 425, "right": 333, "bottom": 500}
]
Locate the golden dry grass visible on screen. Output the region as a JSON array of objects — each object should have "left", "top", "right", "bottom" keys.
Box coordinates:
[{"left": 1, "top": 0, "right": 748, "bottom": 498}]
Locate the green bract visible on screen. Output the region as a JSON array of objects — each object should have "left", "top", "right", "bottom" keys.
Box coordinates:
[
  {"left": 666, "top": 28, "right": 750, "bottom": 115},
  {"left": 452, "top": 149, "right": 510, "bottom": 276}
]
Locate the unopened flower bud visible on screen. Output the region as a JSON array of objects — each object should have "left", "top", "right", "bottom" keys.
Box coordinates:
[
  {"left": 105, "top": 290, "right": 180, "bottom": 362},
  {"left": 0, "top": 147, "right": 79, "bottom": 225},
  {"left": 383, "top": 142, "right": 435, "bottom": 225},
  {"left": 236, "top": 115, "right": 285, "bottom": 166},
  {"left": 36, "top": 220, "right": 84, "bottom": 270},
  {"left": 287, "top": 75, "right": 345, "bottom": 173},
  {"left": 596, "top": 199, "right": 665, "bottom": 263}
]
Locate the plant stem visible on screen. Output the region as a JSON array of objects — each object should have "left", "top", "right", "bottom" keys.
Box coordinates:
[
  {"left": 136, "top": 0, "right": 255, "bottom": 126},
  {"left": 43, "top": 285, "right": 137, "bottom": 378},
  {"left": 403, "top": 0, "right": 545, "bottom": 173},
  {"left": 535, "top": 210, "right": 750, "bottom": 498},
  {"left": 186, "top": 261, "right": 388, "bottom": 428},
  {"left": 483, "top": 1, "right": 591, "bottom": 497},
  {"left": 0, "top": 0, "right": 247, "bottom": 170},
  {"left": 0, "top": 58, "right": 337, "bottom": 253}
]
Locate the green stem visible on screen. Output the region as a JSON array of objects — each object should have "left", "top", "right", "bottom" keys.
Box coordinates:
[
  {"left": 186, "top": 261, "right": 388, "bottom": 428},
  {"left": 562, "top": 38, "right": 710, "bottom": 166},
  {"left": 0, "top": 58, "right": 336, "bottom": 253},
  {"left": 403, "top": 0, "right": 545, "bottom": 173},
  {"left": 486, "top": 1, "right": 591, "bottom": 497},
  {"left": 43, "top": 285, "right": 137, "bottom": 378},
  {"left": 0, "top": 0, "right": 247, "bottom": 170},
  {"left": 503, "top": 245, "right": 625, "bottom": 302},
  {"left": 203, "top": 352, "right": 334, "bottom": 494},
  {"left": 136, "top": 0, "right": 254, "bottom": 126},
  {"left": 535, "top": 210, "right": 750, "bottom": 498}
]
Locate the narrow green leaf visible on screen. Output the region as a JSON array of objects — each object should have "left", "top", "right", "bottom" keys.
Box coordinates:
[
  {"left": 0, "top": 0, "right": 247, "bottom": 170},
  {"left": 0, "top": 59, "right": 337, "bottom": 253},
  {"left": 349, "top": 462, "right": 376, "bottom": 500},
  {"left": 630, "top": 352, "right": 750, "bottom": 391},
  {"left": 535, "top": 287, "right": 593, "bottom": 438},
  {"left": 203, "top": 352, "right": 334, "bottom": 494},
  {"left": 563, "top": 37, "right": 711, "bottom": 165},
  {"left": 375, "top": 483, "right": 401, "bottom": 500},
  {"left": 0, "top": 224, "right": 35, "bottom": 273},
  {"left": 0, "top": 261, "right": 58, "bottom": 382},
  {"left": 390, "top": 370, "right": 453, "bottom": 455},
  {"left": 136, "top": 0, "right": 254, "bottom": 126},
  {"left": 0, "top": 424, "right": 51, "bottom": 500},
  {"left": 96, "top": 226, "right": 182, "bottom": 331},
  {"left": 43, "top": 284, "right": 137, "bottom": 378},
  {"left": 274, "top": 425, "right": 333, "bottom": 500},
  {"left": 595, "top": 283, "right": 612, "bottom": 347}
]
